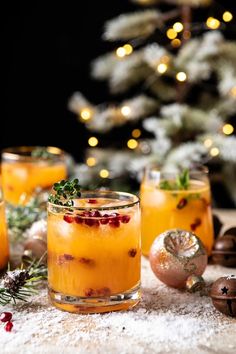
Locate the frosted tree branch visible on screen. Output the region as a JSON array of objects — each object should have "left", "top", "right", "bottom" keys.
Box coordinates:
[{"left": 103, "top": 10, "right": 164, "bottom": 40}]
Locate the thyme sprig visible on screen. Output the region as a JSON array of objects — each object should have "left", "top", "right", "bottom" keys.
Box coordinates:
[
  {"left": 0, "top": 257, "right": 47, "bottom": 306},
  {"left": 159, "top": 169, "right": 190, "bottom": 191},
  {"left": 48, "top": 179, "right": 81, "bottom": 206}
]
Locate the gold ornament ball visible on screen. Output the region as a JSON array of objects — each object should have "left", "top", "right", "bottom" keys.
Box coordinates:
[{"left": 149, "top": 229, "right": 208, "bottom": 288}]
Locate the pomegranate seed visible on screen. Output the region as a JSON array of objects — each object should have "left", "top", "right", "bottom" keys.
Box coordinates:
[
  {"left": 195, "top": 218, "right": 201, "bottom": 226},
  {"left": 90, "top": 210, "right": 101, "bottom": 217},
  {"left": 190, "top": 217, "right": 202, "bottom": 231},
  {"left": 109, "top": 218, "right": 120, "bottom": 228},
  {"left": 121, "top": 215, "right": 130, "bottom": 223},
  {"left": 57, "top": 254, "right": 74, "bottom": 265},
  {"left": 78, "top": 257, "right": 95, "bottom": 266},
  {"left": 177, "top": 198, "right": 188, "bottom": 209},
  {"left": 84, "top": 288, "right": 95, "bottom": 297},
  {"left": 100, "top": 218, "right": 109, "bottom": 225},
  {"left": 85, "top": 219, "right": 99, "bottom": 227},
  {"left": 63, "top": 214, "right": 74, "bottom": 223},
  {"left": 128, "top": 248, "right": 137, "bottom": 257},
  {"left": 0, "top": 312, "right": 12, "bottom": 323},
  {"left": 88, "top": 199, "right": 98, "bottom": 204},
  {"left": 63, "top": 254, "right": 74, "bottom": 261},
  {"left": 109, "top": 213, "right": 119, "bottom": 218},
  {"left": 81, "top": 211, "right": 91, "bottom": 217},
  {"left": 100, "top": 214, "right": 109, "bottom": 224},
  {"left": 97, "top": 287, "right": 111, "bottom": 296},
  {"left": 5, "top": 321, "right": 13, "bottom": 332},
  {"left": 75, "top": 216, "right": 83, "bottom": 224}
]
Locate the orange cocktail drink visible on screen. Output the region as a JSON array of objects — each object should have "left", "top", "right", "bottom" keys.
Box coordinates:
[
  {"left": 47, "top": 191, "right": 141, "bottom": 313},
  {"left": 140, "top": 167, "right": 214, "bottom": 256},
  {"left": 0, "top": 195, "right": 9, "bottom": 272},
  {"left": 1, "top": 146, "right": 67, "bottom": 205}
]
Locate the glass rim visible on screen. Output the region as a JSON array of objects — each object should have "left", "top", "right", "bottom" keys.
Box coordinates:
[
  {"left": 47, "top": 190, "right": 140, "bottom": 212},
  {"left": 144, "top": 163, "right": 209, "bottom": 175},
  {"left": 1, "top": 146, "right": 65, "bottom": 162}
]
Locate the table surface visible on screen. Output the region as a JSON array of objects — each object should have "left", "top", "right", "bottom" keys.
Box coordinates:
[{"left": 1, "top": 209, "right": 236, "bottom": 354}]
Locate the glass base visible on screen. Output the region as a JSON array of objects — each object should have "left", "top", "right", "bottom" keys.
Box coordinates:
[{"left": 48, "top": 284, "right": 141, "bottom": 314}]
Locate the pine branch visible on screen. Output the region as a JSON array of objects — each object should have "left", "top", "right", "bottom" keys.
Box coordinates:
[
  {"left": 7, "top": 194, "right": 47, "bottom": 243},
  {"left": 0, "top": 257, "right": 47, "bottom": 306}
]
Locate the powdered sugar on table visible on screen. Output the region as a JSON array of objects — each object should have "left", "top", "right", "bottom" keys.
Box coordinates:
[{"left": 1, "top": 210, "right": 236, "bottom": 354}]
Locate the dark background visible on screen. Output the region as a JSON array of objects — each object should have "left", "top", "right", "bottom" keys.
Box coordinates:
[
  {"left": 2, "top": 1, "right": 136, "bottom": 160},
  {"left": 2, "top": 1, "right": 236, "bottom": 207}
]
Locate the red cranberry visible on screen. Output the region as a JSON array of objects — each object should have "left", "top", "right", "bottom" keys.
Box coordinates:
[
  {"left": 121, "top": 215, "right": 130, "bottom": 223},
  {"left": 88, "top": 199, "right": 98, "bottom": 204},
  {"left": 63, "top": 214, "right": 74, "bottom": 223},
  {"left": 0, "top": 312, "right": 12, "bottom": 323},
  {"left": 5, "top": 321, "right": 13, "bottom": 332}
]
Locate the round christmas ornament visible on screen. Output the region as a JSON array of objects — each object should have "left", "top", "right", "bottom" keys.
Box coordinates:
[
  {"left": 149, "top": 229, "right": 208, "bottom": 288},
  {"left": 210, "top": 275, "right": 236, "bottom": 317},
  {"left": 223, "top": 227, "right": 236, "bottom": 237},
  {"left": 23, "top": 220, "right": 47, "bottom": 263},
  {"left": 185, "top": 274, "right": 205, "bottom": 293},
  {"left": 212, "top": 235, "right": 236, "bottom": 267}
]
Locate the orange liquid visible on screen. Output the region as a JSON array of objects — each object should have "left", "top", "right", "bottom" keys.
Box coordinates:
[
  {"left": 47, "top": 198, "right": 141, "bottom": 300},
  {"left": 0, "top": 200, "right": 9, "bottom": 271},
  {"left": 2, "top": 161, "right": 67, "bottom": 205},
  {"left": 140, "top": 180, "right": 214, "bottom": 256}
]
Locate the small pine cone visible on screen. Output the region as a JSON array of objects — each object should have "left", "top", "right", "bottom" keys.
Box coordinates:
[{"left": 2, "top": 269, "right": 31, "bottom": 294}]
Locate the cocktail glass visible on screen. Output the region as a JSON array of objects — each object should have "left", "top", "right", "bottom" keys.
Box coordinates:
[
  {"left": 47, "top": 190, "right": 141, "bottom": 313},
  {"left": 0, "top": 189, "right": 9, "bottom": 272},
  {"left": 1, "top": 146, "right": 67, "bottom": 205},
  {"left": 140, "top": 165, "right": 214, "bottom": 256}
]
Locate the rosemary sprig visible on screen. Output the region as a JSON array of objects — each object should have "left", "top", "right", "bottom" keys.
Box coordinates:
[
  {"left": 0, "top": 257, "right": 47, "bottom": 306},
  {"left": 48, "top": 179, "right": 81, "bottom": 206},
  {"left": 159, "top": 169, "right": 190, "bottom": 190}
]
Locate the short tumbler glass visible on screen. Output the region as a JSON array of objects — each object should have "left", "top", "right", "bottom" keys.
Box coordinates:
[
  {"left": 47, "top": 191, "right": 141, "bottom": 314},
  {"left": 140, "top": 165, "right": 214, "bottom": 256},
  {"left": 1, "top": 146, "right": 67, "bottom": 205},
  {"left": 0, "top": 189, "right": 9, "bottom": 273}
]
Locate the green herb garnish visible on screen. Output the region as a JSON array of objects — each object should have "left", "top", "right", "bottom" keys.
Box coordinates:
[
  {"left": 48, "top": 179, "right": 81, "bottom": 206},
  {"left": 31, "top": 147, "right": 54, "bottom": 159},
  {"left": 7, "top": 194, "right": 47, "bottom": 242},
  {"left": 175, "top": 168, "right": 190, "bottom": 190},
  {"left": 159, "top": 169, "right": 190, "bottom": 191}
]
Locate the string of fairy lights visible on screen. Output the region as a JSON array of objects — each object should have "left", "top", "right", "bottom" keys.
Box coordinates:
[{"left": 79, "top": 9, "right": 234, "bottom": 178}]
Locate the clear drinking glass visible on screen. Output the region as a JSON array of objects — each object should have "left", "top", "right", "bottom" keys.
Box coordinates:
[
  {"left": 140, "top": 165, "right": 214, "bottom": 256},
  {"left": 1, "top": 146, "right": 67, "bottom": 205},
  {"left": 47, "top": 190, "right": 141, "bottom": 313},
  {"left": 0, "top": 188, "right": 9, "bottom": 273}
]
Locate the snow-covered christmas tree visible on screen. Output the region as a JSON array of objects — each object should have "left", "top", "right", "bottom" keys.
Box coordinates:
[{"left": 69, "top": 0, "right": 236, "bottom": 205}]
